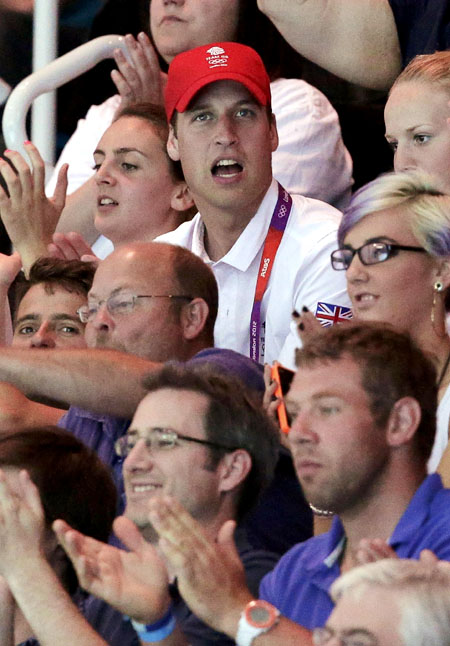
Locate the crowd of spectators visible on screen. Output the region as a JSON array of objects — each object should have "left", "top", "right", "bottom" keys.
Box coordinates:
[{"left": 0, "top": 1, "right": 448, "bottom": 644}]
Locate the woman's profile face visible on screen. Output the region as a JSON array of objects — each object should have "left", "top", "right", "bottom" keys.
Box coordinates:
[
  {"left": 384, "top": 80, "right": 450, "bottom": 194},
  {"left": 343, "top": 204, "right": 439, "bottom": 335},
  {"left": 150, "top": 0, "right": 240, "bottom": 63}
]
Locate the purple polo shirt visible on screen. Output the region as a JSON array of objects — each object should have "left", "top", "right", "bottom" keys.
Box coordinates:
[{"left": 260, "top": 474, "right": 450, "bottom": 628}]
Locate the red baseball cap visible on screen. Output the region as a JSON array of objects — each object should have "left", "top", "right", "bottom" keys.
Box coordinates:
[{"left": 165, "top": 42, "right": 271, "bottom": 122}]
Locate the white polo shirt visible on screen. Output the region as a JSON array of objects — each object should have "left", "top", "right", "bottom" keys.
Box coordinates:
[
  {"left": 156, "top": 180, "right": 351, "bottom": 369},
  {"left": 46, "top": 78, "right": 353, "bottom": 258}
]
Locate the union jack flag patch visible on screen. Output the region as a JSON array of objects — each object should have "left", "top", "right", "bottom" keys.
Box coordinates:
[{"left": 315, "top": 301, "right": 353, "bottom": 327}]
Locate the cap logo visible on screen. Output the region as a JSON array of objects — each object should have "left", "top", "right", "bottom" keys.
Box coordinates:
[{"left": 206, "top": 46, "right": 228, "bottom": 68}]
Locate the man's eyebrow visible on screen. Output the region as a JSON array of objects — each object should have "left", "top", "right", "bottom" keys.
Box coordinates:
[
  {"left": 49, "top": 314, "right": 83, "bottom": 323},
  {"left": 14, "top": 313, "right": 83, "bottom": 326},
  {"left": 14, "top": 313, "right": 39, "bottom": 326},
  {"left": 186, "top": 98, "right": 260, "bottom": 113},
  {"left": 343, "top": 628, "right": 379, "bottom": 641},
  {"left": 88, "top": 287, "right": 132, "bottom": 301}
]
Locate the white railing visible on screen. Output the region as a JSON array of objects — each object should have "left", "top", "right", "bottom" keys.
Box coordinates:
[
  {"left": 2, "top": 34, "right": 128, "bottom": 165},
  {"left": 31, "top": 0, "right": 59, "bottom": 164}
]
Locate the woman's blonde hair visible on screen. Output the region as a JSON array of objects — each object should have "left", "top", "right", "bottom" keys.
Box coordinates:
[{"left": 390, "top": 50, "right": 450, "bottom": 95}]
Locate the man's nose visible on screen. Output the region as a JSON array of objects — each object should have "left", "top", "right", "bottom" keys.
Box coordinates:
[{"left": 30, "top": 322, "right": 56, "bottom": 348}]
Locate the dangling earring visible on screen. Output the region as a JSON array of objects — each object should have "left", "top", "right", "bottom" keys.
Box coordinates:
[{"left": 431, "top": 281, "right": 446, "bottom": 338}]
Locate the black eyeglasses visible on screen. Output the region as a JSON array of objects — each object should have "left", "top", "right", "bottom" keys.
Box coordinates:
[
  {"left": 331, "top": 241, "right": 426, "bottom": 271},
  {"left": 78, "top": 291, "right": 193, "bottom": 323},
  {"left": 115, "top": 427, "right": 237, "bottom": 458}
]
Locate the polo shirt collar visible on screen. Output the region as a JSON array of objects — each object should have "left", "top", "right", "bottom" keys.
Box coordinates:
[
  {"left": 191, "top": 179, "right": 279, "bottom": 272},
  {"left": 69, "top": 406, "right": 130, "bottom": 442},
  {"left": 305, "top": 515, "right": 345, "bottom": 573},
  {"left": 389, "top": 473, "right": 442, "bottom": 548}
]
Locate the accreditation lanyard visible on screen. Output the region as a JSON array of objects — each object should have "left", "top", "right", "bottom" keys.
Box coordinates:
[{"left": 250, "top": 182, "right": 292, "bottom": 363}]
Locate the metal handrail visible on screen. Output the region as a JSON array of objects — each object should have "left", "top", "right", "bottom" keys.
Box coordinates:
[{"left": 2, "top": 34, "right": 127, "bottom": 164}]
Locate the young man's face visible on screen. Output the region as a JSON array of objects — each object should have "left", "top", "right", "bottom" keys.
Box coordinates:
[
  {"left": 150, "top": 0, "right": 240, "bottom": 63},
  {"left": 167, "top": 80, "right": 278, "bottom": 222},
  {"left": 12, "top": 283, "right": 86, "bottom": 350},
  {"left": 286, "top": 357, "right": 390, "bottom": 514},
  {"left": 123, "top": 388, "right": 226, "bottom": 538}
]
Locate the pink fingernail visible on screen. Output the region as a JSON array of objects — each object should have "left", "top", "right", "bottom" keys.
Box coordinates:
[{"left": 24, "top": 140, "right": 32, "bottom": 145}]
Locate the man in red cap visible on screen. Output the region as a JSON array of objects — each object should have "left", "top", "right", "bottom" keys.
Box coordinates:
[{"left": 158, "top": 42, "right": 351, "bottom": 370}]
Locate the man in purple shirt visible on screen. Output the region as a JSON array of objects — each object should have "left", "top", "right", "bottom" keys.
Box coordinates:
[{"left": 111, "top": 322, "right": 450, "bottom": 646}]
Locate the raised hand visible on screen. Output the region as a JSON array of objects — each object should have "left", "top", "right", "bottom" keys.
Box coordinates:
[
  {"left": 0, "top": 142, "right": 68, "bottom": 275},
  {"left": 47, "top": 231, "right": 99, "bottom": 265},
  {"left": 0, "top": 469, "right": 46, "bottom": 578},
  {"left": 53, "top": 515, "right": 171, "bottom": 623},
  {"left": 149, "top": 495, "right": 253, "bottom": 638},
  {"left": 112, "top": 32, "right": 167, "bottom": 110}
]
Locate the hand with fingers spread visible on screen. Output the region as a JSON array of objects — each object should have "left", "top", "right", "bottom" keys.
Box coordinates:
[
  {"left": 54, "top": 515, "right": 171, "bottom": 624},
  {"left": 0, "top": 142, "right": 68, "bottom": 275},
  {"left": 0, "top": 469, "right": 46, "bottom": 579},
  {"left": 47, "top": 232, "right": 100, "bottom": 266},
  {"left": 355, "top": 538, "right": 397, "bottom": 566},
  {"left": 112, "top": 32, "right": 167, "bottom": 111},
  {"left": 148, "top": 495, "right": 254, "bottom": 638}
]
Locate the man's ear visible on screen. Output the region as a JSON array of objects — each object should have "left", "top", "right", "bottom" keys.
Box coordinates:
[
  {"left": 170, "top": 182, "right": 194, "bottom": 212},
  {"left": 180, "top": 298, "right": 209, "bottom": 340},
  {"left": 386, "top": 396, "right": 421, "bottom": 448},
  {"left": 167, "top": 124, "right": 180, "bottom": 161},
  {"left": 218, "top": 450, "right": 252, "bottom": 494},
  {"left": 269, "top": 113, "right": 279, "bottom": 153}
]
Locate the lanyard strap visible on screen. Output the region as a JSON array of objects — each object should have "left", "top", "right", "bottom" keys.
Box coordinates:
[{"left": 250, "top": 182, "right": 292, "bottom": 363}]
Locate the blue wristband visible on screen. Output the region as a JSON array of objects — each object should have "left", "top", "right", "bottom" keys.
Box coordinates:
[{"left": 130, "top": 605, "right": 176, "bottom": 642}]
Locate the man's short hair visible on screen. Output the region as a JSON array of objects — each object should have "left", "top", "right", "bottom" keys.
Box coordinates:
[
  {"left": 141, "top": 363, "right": 280, "bottom": 521},
  {"left": 295, "top": 323, "right": 437, "bottom": 463},
  {"left": 162, "top": 243, "right": 218, "bottom": 346},
  {"left": 331, "top": 558, "right": 450, "bottom": 646},
  {"left": 11, "top": 257, "right": 96, "bottom": 321},
  {"left": 0, "top": 426, "right": 117, "bottom": 592}
]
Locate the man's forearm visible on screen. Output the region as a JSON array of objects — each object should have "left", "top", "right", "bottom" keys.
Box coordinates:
[
  {"left": 0, "top": 347, "right": 154, "bottom": 417},
  {"left": 257, "top": 0, "right": 401, "bottom": 89}
]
